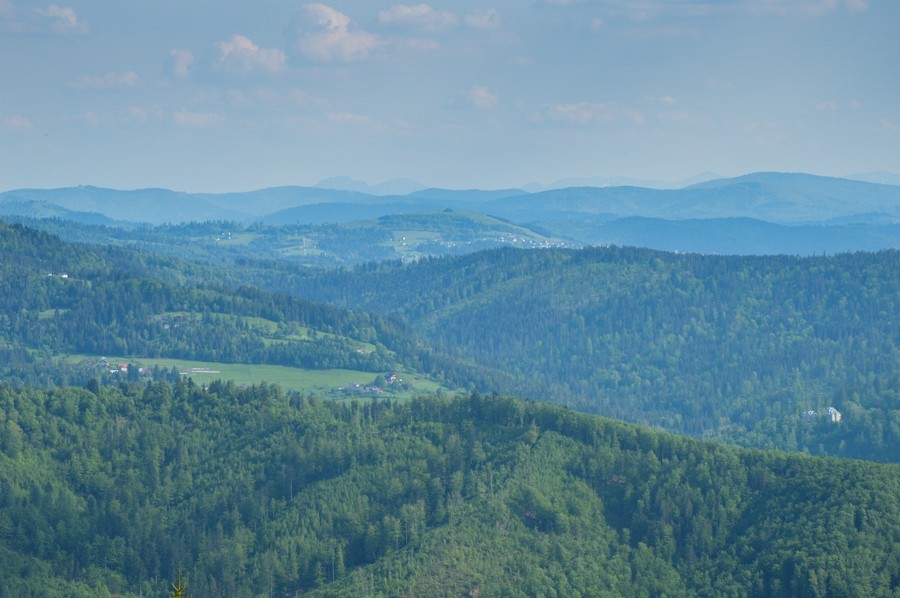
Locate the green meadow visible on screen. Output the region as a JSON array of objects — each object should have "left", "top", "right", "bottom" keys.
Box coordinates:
[{"left": 75, "top": 355, "right": 444, "bottom": 396}]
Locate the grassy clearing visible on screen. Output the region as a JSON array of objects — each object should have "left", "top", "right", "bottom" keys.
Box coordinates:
[
  {"left": 205, "top": 232, "right": 258, "bottom": 245},
  {"left": 71, "top": 354, "right": 445, "bottom": 396}
]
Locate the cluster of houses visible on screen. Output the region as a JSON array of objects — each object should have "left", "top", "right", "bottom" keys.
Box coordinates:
[
  {"left": 339, "top": 373, "right": 403, "bottom": 395},
  {"left": 96, "top": 357, "right": 151, "bottom": 377},
  {"left": 801, "top": 406, "right": 842, "bottom": 423}
]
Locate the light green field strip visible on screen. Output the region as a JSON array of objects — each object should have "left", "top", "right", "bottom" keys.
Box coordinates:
[{"left": 72, "top": 354, "right": 443, "bottom": 395}]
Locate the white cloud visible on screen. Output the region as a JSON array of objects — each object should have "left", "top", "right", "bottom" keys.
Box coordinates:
[
  {"left": 69, "top": 71, "right": 141, "bottom": 90},
  {"left": 467, "top": 85, "right": 499, "bottom": 109},
  {"left": 466, "top": 8, "right": 501, "bottom": 29},
  {"left": 3, "top": 114, "right": 33, "bottom": 130},
  {"left": 216, "top": 35, "right": 286, "bottom": 74},
  {"left": 173, "top": 110, "right": 224, "bottom": 128},
  {"left": 170, "top": 49, "right": 194, "bottom": 79},
  {"left": 33, "top": 4, "right": 86, "bottom": 33},
  {"left": 658, "top": 96, "right": 676, "bottom": 105},
  {"left": 300, "top": 4, "right": 382, "bottom": 62},
  {"left": 378, "top": 4, "right": 458, "bottom": 30},
  {"left": 879, "top": 119, "right": 898, "bottom": 133},
  {"left": 545, "top": 102, "right": 613, "bottom": 124}
]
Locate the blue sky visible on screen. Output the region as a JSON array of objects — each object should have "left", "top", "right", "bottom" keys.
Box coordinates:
[{"left": 1, "top": 0, "right": 898, "bottom": 192}]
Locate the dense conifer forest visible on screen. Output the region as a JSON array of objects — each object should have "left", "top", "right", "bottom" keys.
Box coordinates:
[
  {"left": 265, "top": 246, "right": 899, "bottom": 461},
  {"left": 1, "top": 382, "right": 898, "bottom": 597}
]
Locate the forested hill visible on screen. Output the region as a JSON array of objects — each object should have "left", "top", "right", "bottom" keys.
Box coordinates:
[
  {"left": 0, "top": 221, "right": 428, "bottom": 383},
  {"left": 1, "top": 384, "right": 897, "bottom": 597},
  {"left": 2, "top": 211, "right": 573, "bottom": 269},
  {"left": 266, "top": 246, "right": 900, "bottom": 462}
]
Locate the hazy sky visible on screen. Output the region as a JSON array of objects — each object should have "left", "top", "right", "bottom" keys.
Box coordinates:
[{"left": 1, "top": 0, "right": 898, "bottom": 191}]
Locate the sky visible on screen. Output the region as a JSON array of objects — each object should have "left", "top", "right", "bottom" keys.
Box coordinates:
[{"left": 1, "top": 0, "right": 898, "bottom": 192}]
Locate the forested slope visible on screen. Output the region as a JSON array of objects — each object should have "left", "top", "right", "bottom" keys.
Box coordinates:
[
  {"left": 270, "top": 246, "right": 900, "bottom": 461},
  {"left": 4, "top": 211, "right": 573, "bottom": 268},
  {"left": 1, "top": 383, "right": 897, "bottom": 597},
  {"left": 0, "top": 221, "right": 423, "bottom": 383}
]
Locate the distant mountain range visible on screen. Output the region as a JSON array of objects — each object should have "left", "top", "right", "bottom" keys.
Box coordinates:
[
  {"left": 2, "top": 172, "right": 898, "bottom": 255},
  {"left": 521, "top": 171, "right": 722, "bottom": 192},
  {"left": 482, "top": 172, "right": 900, "bottom": 224},
  {"left": 543, "top": 216, "right": 898, "bottom": 255}
]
